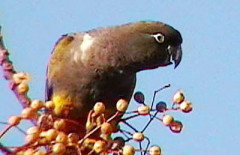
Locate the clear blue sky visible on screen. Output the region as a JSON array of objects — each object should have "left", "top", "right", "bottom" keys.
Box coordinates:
[{"left": 0, "top": 1, "right": 239, "bottom": 155}]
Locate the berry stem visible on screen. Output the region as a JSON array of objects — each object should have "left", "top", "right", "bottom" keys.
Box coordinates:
[
  {"left": 121, "top": 120, "right": 138, "bottom": 132},
  {"left": 141, "top": 111, "right": 158, "bottom": 133},
  {"left": 0, "top": 125, "right": 13, "bottom": 139},
  {"left": 150, "top": 84, "right": 171, "bottom": 110}
]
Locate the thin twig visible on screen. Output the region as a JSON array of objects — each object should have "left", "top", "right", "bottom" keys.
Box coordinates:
[
  {"left": 0, "top": 122, "right": 27, "bottom": 135},
  {"left": 141, "top": 111, "right": 158, "bottom": 133},
  {"left": 0, "top": 125, "right": 13, "bottom": 139},
  {"left": 78, "top": 111, "right": 121, "bottom": 144},
  {"left": 139, "top": 142, "right": 143, "bottom": 155},
  {"left": 143, "top": 137, "right": 151, "bottom": 155},
  {"left": 121, "top": 113, "right": 139, "bottom": 121},
  {"left": 150, "top": 84, "right": 171, "bottom": 110},
  {"left": 121, "top": 120, "right": 138, "bottom": 132}
]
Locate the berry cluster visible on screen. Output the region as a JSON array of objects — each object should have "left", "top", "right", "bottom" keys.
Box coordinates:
[{"left": 0, "top": 76, "right": 192, "bottom": 154}]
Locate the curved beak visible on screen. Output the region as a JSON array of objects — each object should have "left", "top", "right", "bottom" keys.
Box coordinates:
[{"left": 168, "top": 45, "right": 182, "bottom": 69}]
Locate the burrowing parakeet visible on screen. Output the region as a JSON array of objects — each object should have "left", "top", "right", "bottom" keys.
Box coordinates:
[{"left": 46, "top": 21, "right": 182, "bottom": 134}]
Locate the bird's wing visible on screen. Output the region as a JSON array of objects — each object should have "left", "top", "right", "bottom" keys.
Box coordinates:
[
  {"left": 45, "top": 68, "right": 52, "bottom": 101},
  {"left": 45, "top": 34, "right": 75, "bottom": 101}
]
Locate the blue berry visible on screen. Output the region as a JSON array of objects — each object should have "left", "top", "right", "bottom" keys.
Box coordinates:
[
  {"left": 156, "top": 101, "right": 167, "bottom": 112},
  {"left": 134, "top": 91, "right": 145, "bottom": 104}
]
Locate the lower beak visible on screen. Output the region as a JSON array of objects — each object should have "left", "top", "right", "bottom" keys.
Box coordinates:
[{"left": 168, "top": 45, "right": 182, "bottom": 68}]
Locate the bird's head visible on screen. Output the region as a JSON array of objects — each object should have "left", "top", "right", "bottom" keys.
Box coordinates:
[
  {"left": 114, "top": 21, "right": 183, "bottom": 70},
  {"left": 85, "top": 21, "right": 182, "bottom": 71}
]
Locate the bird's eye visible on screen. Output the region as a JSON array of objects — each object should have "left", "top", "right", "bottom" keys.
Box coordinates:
[{"left": 152, "top": 33, "right": 165, "bottom": 43}]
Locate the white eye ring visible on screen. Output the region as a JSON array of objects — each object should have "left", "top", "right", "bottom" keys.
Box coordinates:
[{"left": 151, "top": 33, "right": 165, "bottom": 43}]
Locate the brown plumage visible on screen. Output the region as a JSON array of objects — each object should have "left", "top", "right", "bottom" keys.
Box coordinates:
[{"left": 46, "top": 21, "right": 182, "bottom": 136}]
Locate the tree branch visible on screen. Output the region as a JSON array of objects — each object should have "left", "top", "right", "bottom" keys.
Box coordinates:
[{"left": 0, "top": 26, "right": 31, "bottom": 109}]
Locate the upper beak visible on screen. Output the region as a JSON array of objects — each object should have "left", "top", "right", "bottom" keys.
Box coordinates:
[{"left": 168, "top": 45, "right": 182, "bottom": 69}]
